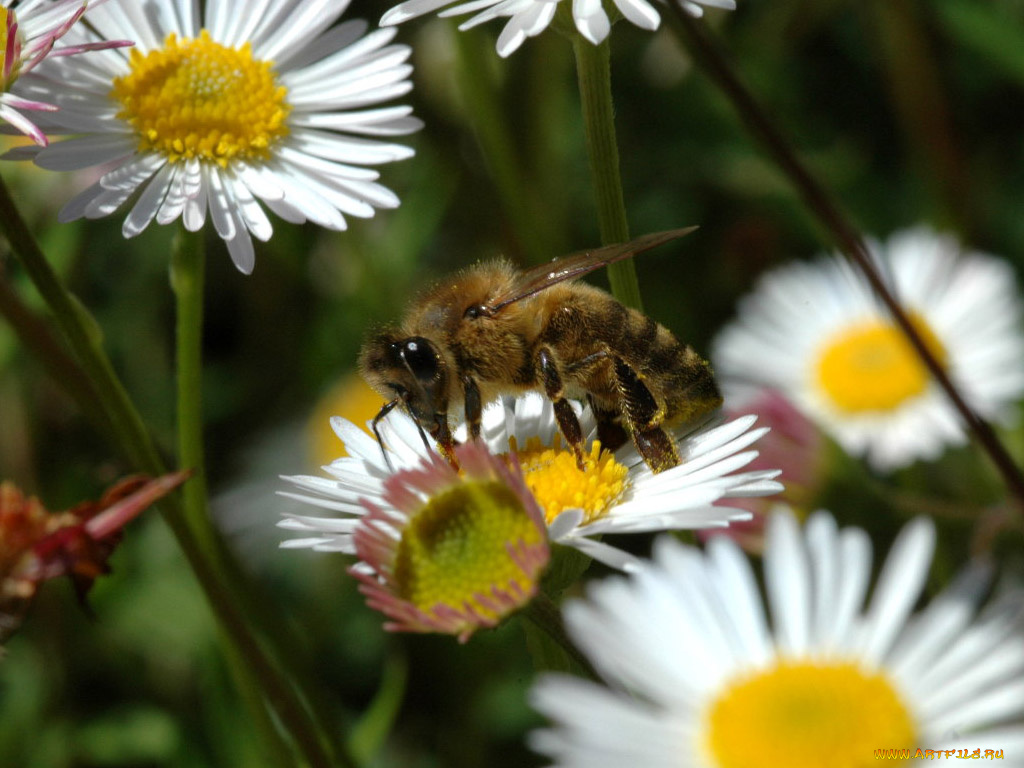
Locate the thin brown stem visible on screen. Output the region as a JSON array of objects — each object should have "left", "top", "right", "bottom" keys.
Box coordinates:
[{"left": 665, "top": 9, "right": 1024, "bottom": 506}]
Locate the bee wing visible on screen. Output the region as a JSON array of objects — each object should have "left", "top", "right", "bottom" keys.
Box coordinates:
[{"left": 485, "top": 227, "right": 698, "bottom": 314}]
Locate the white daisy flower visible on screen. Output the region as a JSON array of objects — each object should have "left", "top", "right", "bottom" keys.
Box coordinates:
[
  {"left": 380, "top": 0, "right": 736, "bottom": 58},
  {"left": 279, "top": 392, "right": 782, "bottom": 571},
  {"left": 531, "top": 508, "right": 1024, "bottom": 768},
  {"left": 4, "top": 0, "right": 423, "bottom": 273},
  {"left": 712, "top": 227, "right": 1024, "bottom": 471},
  {"left": 346, "top": 440, "right": 550, "bottom": 642},
  {"left": 0, "top": 0, "right": 130, "bottom": 144}
]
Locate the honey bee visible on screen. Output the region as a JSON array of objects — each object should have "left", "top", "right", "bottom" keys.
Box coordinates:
[{"left": 359, "top": 228, "right": 722, "bottom": 474}]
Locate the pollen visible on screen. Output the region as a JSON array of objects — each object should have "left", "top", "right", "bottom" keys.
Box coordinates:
[
  {"left": 704, "top": 660, "right": 916, "bottom": 768},
  {"left": 392, "top": 480, "right": 546, "bottom": 622},
  {"left": 110, "top": 31, "right": 290, "bottom": 167},
  {"left": 511, "top": 438, "right": 628, "bottom": 525},
  {"left": 815, "top": 313, "right": 947, "bottom": 414}
]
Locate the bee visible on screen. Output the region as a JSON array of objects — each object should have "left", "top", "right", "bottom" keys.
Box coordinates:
[{"left": 359, "top": 228, "right": 723, "bottom": 474}]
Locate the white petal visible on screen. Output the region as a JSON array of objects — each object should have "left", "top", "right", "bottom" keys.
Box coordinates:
[
  {"left": 182, "top": 171, "right": 208, "bottom": 232},
  {"left": 765, "top": 511, "right": 811, "bottom": 656},
  {"left": 573, "top": 0, "right": 610, "bottom": 44},
  {"left": 122, "top": 162, "right": 174, "bottom": 237},
  {"left": 225, "top": 227, "right": 256, "bottom": 274},
  {"left": 33, "top": 134, "right": 135, "bottom": 170},
  {"left": 857, "top": 517, "right": 935, "bottom": 663},
  {"left": 612, "top": 0, "right": 661, "bottom": 29}
]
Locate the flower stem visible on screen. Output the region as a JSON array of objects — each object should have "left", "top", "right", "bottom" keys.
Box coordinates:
[
  {"left": 167, "top": 229, "right": 349, "bottom": 768},
  {"left": 170, "top": 229, "right": 214, "bottom": 554},
  {"left": 664, "top": 10, "right": 1024, "bottom": 507},
  {"left": 221, "top": 637, "right": 296, "bottom": 768},
  {"left": 571, "top": 34, "right": 644, "bottom": 311},
  {"left": 0, "top": 177, "right": 163, "bottom": 473},
  {"left": 0, "top": 176, "right": 352, "bottom": 768}
]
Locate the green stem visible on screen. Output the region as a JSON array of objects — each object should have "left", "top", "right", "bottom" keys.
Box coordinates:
[
  {"left": 0, "top": 177, "right": 162, "bottom": 473},
  {"left": 664, "top": 10, "right": 1024, "bottom": 509},
  {"left": 167, "top": 229, "right": 346, "bottom": 768},
  {"left": 0, "top": 176, "right": 351, "bottom": 768},
  {"left": 221, "top": 637, "right": 296, "bottom": 768},
  {"left": 571, "top": 34, "right": 643, "bottom": 310},
  {"left": 184, "top": 544, "right": 337, "bottom": 768},
  {"left": 170, "top": 230, "right": 214, "bottom": 554}
]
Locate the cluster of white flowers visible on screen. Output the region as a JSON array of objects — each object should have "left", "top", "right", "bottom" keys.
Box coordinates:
[
  {"left": 5, "top": 1, "right": 1024, "bottom": 766},
  {"left": 3, "top": 0, "right": 737, "bottom": 271}
]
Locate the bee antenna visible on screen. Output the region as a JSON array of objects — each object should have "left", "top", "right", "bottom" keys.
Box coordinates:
[
  {"left": 371, "top": 398, "right": 400, "bottom": 473},
  {"left": 398, "top": 351, "right": 433, "bottom": 407},
  {"left": 413, "top": 420, "right": 435, "bottom": 457}
]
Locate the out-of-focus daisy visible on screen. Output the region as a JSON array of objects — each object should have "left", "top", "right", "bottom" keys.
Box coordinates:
[
  {"left": 1, "top": 472, "right": 188, "bottom": 643},
  {"left": 279, "top": 392, "right": 782, "bottom": 571},
  {"left": 698, "top": 389, "right": 826, "bottom": 553},
  {"left": 5, "top": 0, "right": 422, "bottom": 273},
  {"left": 530, "top": 508, "right": 1024, "bottom": 768},
  {"left": 380, "top": 0, "right": 736, "bottom": 58},
  {"left": 0, "top": 0, "right": 129, "bottom": 144},
  {"left": 712, "top": 227, "right": 1024, "bottom": 471},
  {"left": 347, "top": 441, "right": 548, "bottom": 642}
]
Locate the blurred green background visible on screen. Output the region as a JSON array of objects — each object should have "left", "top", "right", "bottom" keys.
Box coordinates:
[{"left": 3, "top": 0, "right": 1024, "bottom": 764}]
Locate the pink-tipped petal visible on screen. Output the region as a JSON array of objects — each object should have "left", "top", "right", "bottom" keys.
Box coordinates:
[{"left": 84, "top": 470, "right": 192, "bottom": 540}]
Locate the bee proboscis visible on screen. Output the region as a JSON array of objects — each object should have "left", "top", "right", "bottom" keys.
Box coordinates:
[{"left": 359, "top": 228, "right": 722, "bottom": 474}]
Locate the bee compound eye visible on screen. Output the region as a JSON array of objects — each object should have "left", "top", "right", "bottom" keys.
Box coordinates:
[{"left": 402, "top": 337, "right": 438, "bottom": 380}]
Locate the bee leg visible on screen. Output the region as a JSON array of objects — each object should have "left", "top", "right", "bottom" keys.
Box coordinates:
[
  {"left": 613, "top": 357, "right": 680, "bottom": 474},
  {"left": 462, "top": 374, "right": 483, "bottom": 442},
  {"left": 565, "top": 349, "right": 628, "bottom": 453},
  {"left": 537, "top": 347, "right": 586, "bottom": 470},
  {"left": 587, "top": 395, "right": 629, "bottom": 452},
  {"left": 371, "top": 398, "right": 401, "bottom": 472}
]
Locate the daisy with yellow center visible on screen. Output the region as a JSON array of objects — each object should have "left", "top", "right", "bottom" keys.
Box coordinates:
[
  {"left": 0, "top": 0, "right": 130, "bottom": 145},
  {"left": 278, "top": 393, "right": 782, "bottom": 571},
  {"left": 380, "top": 0, "right": 735, "bottom": 58},
  {"left": 712, "top": 227, "right": 1024, "bottom": 470},
  {"left": 348, "top": 441, "right": 549, "bottom": 641},
  {"left": 5, "top": 0, "right": 422, "bottom": 273},
  {"left": 530, "top": 508, "right": 1024, "bottom": 768}
]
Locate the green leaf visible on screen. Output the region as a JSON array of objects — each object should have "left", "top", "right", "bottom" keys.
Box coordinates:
[
  {"left": 348, "top": 651, "right": 408, "bottom": 766},
  {"left": 936, "top": 0, "right": 1024, "bottom": 85},
  {"left": 520, "top": 617, "right": 575, "bottom": 674}
]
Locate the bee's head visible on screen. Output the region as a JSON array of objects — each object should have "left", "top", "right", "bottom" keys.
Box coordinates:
[{"left": 359, "top": 331, "right": 451, "bottom": 429}]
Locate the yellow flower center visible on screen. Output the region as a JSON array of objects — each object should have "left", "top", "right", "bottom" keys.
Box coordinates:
[
  {"left": 511, "top": 438, "right": 628, "bottom": 526},
  {"left": 393, "top": 480, "right": 545, "bottom": 621},
  {"left": 705, "top": 661, "right": 916, "bottom": 768},
  {"left": 815, "top": 313, "right": 947, "bottom": 414},
  {"left": 111, "top": 31, "right": 291, "bottom": 167}
]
